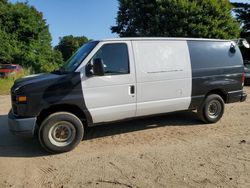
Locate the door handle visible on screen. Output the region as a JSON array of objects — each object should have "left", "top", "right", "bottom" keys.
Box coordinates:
[{"left": 129, "top": 85, "right": 135, "bottom": 95}]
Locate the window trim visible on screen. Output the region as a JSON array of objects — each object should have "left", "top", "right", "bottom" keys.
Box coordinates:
[{"left": 87, "top": 42, "right": 130, "bottom": 77}]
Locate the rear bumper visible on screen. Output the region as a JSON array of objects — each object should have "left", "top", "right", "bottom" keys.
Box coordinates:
[
  {"left": 241, "top": 92, "right": 247, "bottom": 102},
  {"left": 8, "top": 111, "right": 36, "bottom": 138},
  {"left": 227, "top": 90, "right": 247, "bottom": 103}
]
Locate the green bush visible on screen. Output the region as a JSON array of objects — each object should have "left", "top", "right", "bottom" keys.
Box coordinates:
[{"left": 0, "top": 78, "right": 14, "bottom": 95}]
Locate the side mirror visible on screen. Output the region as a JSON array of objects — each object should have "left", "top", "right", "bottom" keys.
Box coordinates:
[{"left": 93, "top": 58, "right": 105, "bottom": 76}]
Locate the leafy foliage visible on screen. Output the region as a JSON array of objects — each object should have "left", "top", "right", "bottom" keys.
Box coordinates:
[
  {"left": 55, "top": 35, "right": 90, "bottom": 61},
  {"left": 111, "top": 0, "right": 240, "bottom": 39},
  {"left": 0, "top": 1, "right": 63, "bottom": 72},
  {"left": 231, "top": 2, "right": 250, "bottom": 38},
  {"left": 232, "top": 3, "right": 250, "bottom": 60}
]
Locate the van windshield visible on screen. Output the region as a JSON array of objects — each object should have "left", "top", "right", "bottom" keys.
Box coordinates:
[{"left": 64, "top": 41, "right": 99, "bottom": 72}]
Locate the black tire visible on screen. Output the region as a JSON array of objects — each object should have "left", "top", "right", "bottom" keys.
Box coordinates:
[
  {"left": 39, "top": 112, "right": 84, "bottom": 153},
  {"left": 197, "top": 94, "right": 225, "bottom": 124}
]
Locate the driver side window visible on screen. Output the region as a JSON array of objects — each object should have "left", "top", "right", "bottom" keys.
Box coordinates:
[{"left": 92, "top": 43, "right": 130, "bottom": 75}]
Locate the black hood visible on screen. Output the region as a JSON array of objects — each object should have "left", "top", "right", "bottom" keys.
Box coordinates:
[
  {"left": 9, "top": 71, "right": 90, "bottom": 121},
  {"left": 12, "top": 73, "right": 65, "bottom": 93},
  {"left": 14, "top": 73, "right": 60, "bottom": 88}
]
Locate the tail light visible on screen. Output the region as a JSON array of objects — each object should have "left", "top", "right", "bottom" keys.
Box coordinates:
[{"left": 242, "top": 72, "right": 246, "bottom": 86}]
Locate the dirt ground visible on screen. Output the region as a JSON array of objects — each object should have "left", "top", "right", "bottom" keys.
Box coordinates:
[{"left": 0, "top": 87, "right": 250, "bottom": 188}]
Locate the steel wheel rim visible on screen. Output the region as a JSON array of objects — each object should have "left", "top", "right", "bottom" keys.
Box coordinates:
[
  {"left": 208, "top": 100, "right": 221, "bottom": 119},
  {"left": 48, "top": 121, "right": 76, "bottom": 147}
]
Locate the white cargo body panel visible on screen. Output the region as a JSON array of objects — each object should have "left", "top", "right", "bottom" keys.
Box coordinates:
[{"left": 132, "top": 40, "right": 192, "bottom": 116}]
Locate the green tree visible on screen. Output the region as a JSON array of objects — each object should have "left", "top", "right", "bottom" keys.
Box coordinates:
[
  {"left": 111, "top": 0, "right": 240, "bottom": 39},
  {"left": 55, "top": 35, "right": 90, "bottom": 61},
  {"left": 0, "top": 1, "right": 63, "bottom": 72},
  {"left": 231, "top": 3, "right": 250, "bottom": 60},
  {"left": 232, "top": 2, "right": 250, "bottom": 38}
]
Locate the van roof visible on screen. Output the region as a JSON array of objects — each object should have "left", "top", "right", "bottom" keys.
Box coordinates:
[{"left": 101, "top": 37, "right": 232, "bottom": 42}]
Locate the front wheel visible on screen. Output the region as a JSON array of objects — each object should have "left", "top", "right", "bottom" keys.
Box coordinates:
[
  {"left": 197, "top": 94, "right": 225, "bottom": 124},
  {"left": 39, "top": 112, "right": 84, "bottom": 153}
]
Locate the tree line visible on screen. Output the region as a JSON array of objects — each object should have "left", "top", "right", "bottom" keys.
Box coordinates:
[
  {"left": 0, "top": 0, "right": 249, "bottom": 73},
  {"left": 0, "top": 0, "right": 61, "bottom": 72},
  {"left": 0, "top": 0, "right": 90, "bottom": 72}
]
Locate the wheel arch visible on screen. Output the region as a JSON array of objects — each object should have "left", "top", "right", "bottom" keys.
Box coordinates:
[
  {"left": 205, "top": 89, "right": 228, "bottom": 103},
  {"left": 36, "top": 104, "right": 88, "bottom": 129}
]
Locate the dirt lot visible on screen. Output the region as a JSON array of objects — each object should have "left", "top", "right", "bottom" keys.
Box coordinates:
[{"left": 0, "top": 87, "right": 250, "bottom": 188}]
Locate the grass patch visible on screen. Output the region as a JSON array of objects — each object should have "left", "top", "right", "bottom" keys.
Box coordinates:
[
  {"left": 0, "top": 77, "right": 15, "bottom": 95},
  {"left": 0, "top": 68, "right": 33, "bottom": 95}
]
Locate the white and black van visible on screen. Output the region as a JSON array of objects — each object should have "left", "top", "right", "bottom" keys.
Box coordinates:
[{"left": 8, "top": 38, "right": 247, "bottom": 153}]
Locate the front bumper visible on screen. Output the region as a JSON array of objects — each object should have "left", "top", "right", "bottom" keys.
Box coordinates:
[
  {"left": 8, "top": 111, "right": 37, "bottom": 138},
  {"left": 227, "top": 90, "right": 247, "bottom": 103}
]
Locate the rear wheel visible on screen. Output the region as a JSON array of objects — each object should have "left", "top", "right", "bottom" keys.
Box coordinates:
[
  {"left": 197, "top": 94, "right": 225, "bottom": 123},
  {"left": 39, "top": 112, "right": 84, "bottom": 153}
]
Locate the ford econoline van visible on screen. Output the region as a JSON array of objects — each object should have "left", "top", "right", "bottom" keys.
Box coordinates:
[{"left": 8, "top": 38, "right": 247, "bottom": 153}]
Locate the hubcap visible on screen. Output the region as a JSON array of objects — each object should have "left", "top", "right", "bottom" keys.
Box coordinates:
[
  {"left": 48, "top": 121, "right": 76, "bottom": 147},
  {"left": 208, "top": 100, "right": 221, "bottom": 119}
]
